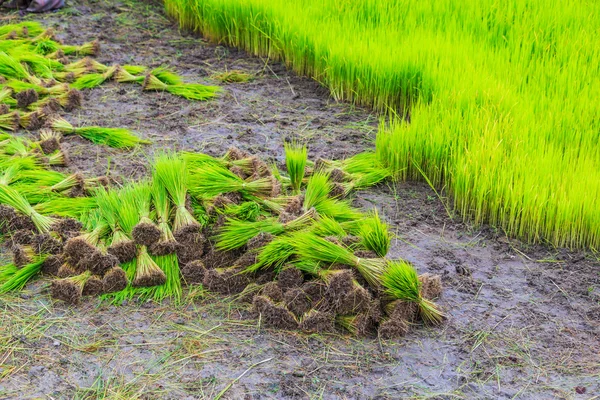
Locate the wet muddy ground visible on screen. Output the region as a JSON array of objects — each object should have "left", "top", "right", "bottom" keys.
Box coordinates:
[{"left": 0, "top": 0, "right": 598, "bottom": 399}]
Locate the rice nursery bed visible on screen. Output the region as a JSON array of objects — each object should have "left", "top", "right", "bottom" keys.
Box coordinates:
[{"left": 0, "top": 1, "right": 598, "bottom": 399}]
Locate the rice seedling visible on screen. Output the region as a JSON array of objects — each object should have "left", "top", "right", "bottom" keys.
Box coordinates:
[
  {"left": 293, "top": 233, "right": 387, "bottom": 287},
  {"left": 142, "top": 73, "right": 221, "bottom": 101},
  {"left": 151, "top": 67, "right": 183, "bottom": 85},
  {"left": 49, "top": 116, "right": 150, "bottom": 148},
  {"left": 0, "top": 111, "right": 19, "bottom": 131},
  {"left": 212, "top": 70, "right": 254, "bottom": 83},
  {"left": 245, "top": 234, "right": 297, "bottom": 272},
  {"left": 381, "top": 260, "right": 444, "bottom": 325},
  {"left": 71, "top": 65, "right": 117, "bottom": 90},
  {"left": 358, "top": 210, "right": 391, "bottom": 257},
  {"left": 0, "top": 257, "right": 46, "bottom": 293},
  {"left": 58, "top": 40, "right": 100, "bottom": 56},
  {"left": 133, "top": 245, "right": 166, "bottom": 287},
  {"left": 215, "top": 209, "right": 314, "bottom": 250},
  {"left": 189, "top": 164, "right": 274, "bottom": 198},
  {"left": 131, "top": 182, "right": 161, "bottom": 247},
  {"left": 284, "top": 141, "right": 307, "bottom": 195},
  {"left": 0, "top": 22, "right": 44, "bottom": 39},
  {"left": 0, "top": 184, "right": 56, "bottom": 233},
  {"left": 152, "top": 153, "right": 202, "bottom": 236},
  {"left": 0, "top": 51, "right": 31, "bottom": 80}
]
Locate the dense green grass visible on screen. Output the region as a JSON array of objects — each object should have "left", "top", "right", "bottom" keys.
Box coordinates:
[{"left": 164, "top": 0, "right": 600, "bottom": 248}]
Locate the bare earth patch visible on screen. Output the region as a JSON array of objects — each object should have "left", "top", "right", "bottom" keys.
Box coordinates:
[{"left": 0, "top": 0, "right": 598, "bottom": 398}]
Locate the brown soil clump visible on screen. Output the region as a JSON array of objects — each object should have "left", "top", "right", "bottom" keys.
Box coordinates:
[
  {"left": 300, "top": 310, "right": 335, "bottom": 333},
  {"left": 82, "top": 275, "right": 104, "bottom": 296},
  {"left": 261, "top": 281, "right": 284, "bottom": 302},
  {"left": 283, "top": 288, "right": 312, "bottom": 317},
  {"left": 378, "top": 318, "right": 410, "bottom": 339},
  {"left": 102, "top": 267, "right": 128, "bottom": 293},
  {"left": 56, "top": 263, "right": 77, "bottom": 278},
  {"left": 52, "top": 218, "right": 83, "bottom": 240},
  {"left": 132, "top": 268, "right": 166, "bottom": 287},
  {"left": 51, "top": 280, "right": 82, "bottom": 304},
  {"left": 386, "top": 300, "right": 418, "bottom": 322},
  {"left": 284, "top": 195, "right": 304, "bottom": 215},
  {"left": 202, "top": 266, "right": 250, "bottom": 295},
  {"left": 32, "top": 233, "right": 62, "bottom": 254},
  {"left": 419, "top": 273, "right": 442, "bottom": 300},
  {"left": 277, "top": 267, "right": 304, "bottom": 290},
  {"left": 63, "top": 237, "right": 96, "bottom": 265},
  {"left": 16, "top": 89, "right": 39, "bottom": 108},
  {"left": 337, "top": 284, "right": 372, "bottom": 315},
  {"left": 180, "top": 260, "right": 206, "bottom": 284},
  {"left": 302, "top": 280, "right": 326, "bottom": 308},
  {"left": 107, "top": 240, "right": 137, "bottom": 263},
  {"left": 41, "top": 255, "right": 63, "bottom": 276},
  {"left": 252, "top": 295, "right": 298, "bottom": 330},
  {"left": 132, "top": 222, "right": 162, "bottom": 246}
]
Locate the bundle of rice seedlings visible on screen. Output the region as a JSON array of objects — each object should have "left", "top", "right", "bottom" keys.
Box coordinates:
[
  {"left": 311, "top": 215, "right": 347, "bottom": 237},
  {"left": 131, "top": 183, "right": 161, "bottom": 246},
  {"left": 0, "top": 22, "right": 44, "bottom": 39},
  {"left": 34, "top": 196, "right": 97, "bottom": 219},
  {"left": 27, "top": 95, "right": 60, "bottom": 113},
  {"left": 37, "top": 128, "right": 61, "bottom": 154},
  {"left": 33, "top": 38, "right": 60, "bottom": 55},
  {"left": 215, "top": 209, "right": 314, "bottom": 251},
  {"left": 0, "top": 184, "right": 56, "bottom": 233},
  {"left": 381, "top": 260, "right": 445, "bottom": 325},
  {"left": 338, "top": 169, "right": 391, "bottom": 195},
  {"left": 59, "top": 40, "right": 100, "bottom": 56},
  {"left": 0, "top": 256, "right": 46, "bottom": 293},
  {"left": 189, "top": 164, "right": 274, "bottom": 198},
  {"left": 51, "top": 270, "right": 92, "bottom": 303},
  {"left": 358, "top": 210, "right": 391, "bottom": 257},
  {"left": 63, "top": 221, "right": 108, "bottom": 268},
  {"left": 153, "top": 154, "right": 201, "bottom": 237},
  {"left": 221, "top": 201, "right": 263, "bottom": 221},
  {"left": 211, "top": 70, "right": 254, "bottom": 83},
  {"left": 151, "top": 67, "right": 183, "bottom": 85},
  {"left": 114, "top": 65, "right": 143, "bottom": 83},
  {"left": 142, "top": 73, "right": 220, "bottom": 101},
  {"left": 97, "top": 186, "right": 139, "bottom": 263},
  {"left": 132, "top": 245, "right": 166, "bottom": 287},
  {"left": 245, "top": 234, "right": 297, "bottom": 273},
  {"left": 71, "top": 65, "right": 117, "bottom": 90},
  {"left": 12, "top": 244, "right": 36, "bottom": 267},
  {"left": 284, "top": 141, "right": 307, "bottom": 194},
  {"left": 0, "top": 51, "right": 30, "bottom": 80},
  {"left": 64, "top": 57, "right": 107, "bottom": 73},
  {"left": 50, "top": 117, "right": 149, "bottom": 148},
  {"left": 0, "top": 111, "right": 19, "bottom": 131},
  {"left": 19, "top": 110, "right": 46, "bottom": 130},
  {"left": 293, "top": 233, "right": 386, "bottom": 287},
  {"left": 55, "top": 89, "right": 83, "bottom": 111}
]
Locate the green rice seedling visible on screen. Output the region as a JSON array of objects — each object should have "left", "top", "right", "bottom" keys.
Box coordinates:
[
  {"left": 339, "top": 169, "right": 392, "bottom": 195},
  {"left": 150, "top": 254, "right": 182, "bottom": 302},
  {"left": 0, "top": 256, "right": 46, "bottom": 293},
  {"left": 6, "top": 79, "right": 69, "bottom": 96},
  {"left": 151, "top": 67, "right": 183, "bottom": 85},
  {"left": 0, "top": 263, "right": 18, "bottom": 284},
  {"left": 311, "top": 215, "right": 347, "bottom": 237},
  {"left": 71, "top": 65, "right": 117, "bottom": 90},
  {"left": 34, "top": 38, "right": 60, "bottom": 55},
  {"left": 0, "top": 22, "right": 44, "bottom": 39},
  {"left": 0, "top": 111, "right": 19, "bottom": 131},
  {"left": 133, "top": 245, "right": 166, "bottom": 287},
  {"left": 215, "top": 209, "right": 314, "bottom": 250},
  {"left": 189, "top": 164, "right": 274, "bottom": 198},
  {"left": 59, "top": 40, "right": 100, "bottom": 56},
  {"left": 131, "top": 182, "right": 161, "bottom": 247},
  {"left": 64, "top": 58, "right": 107, "bottom": 73},
  {"left": 49, "top": 116, "right": 149, "bottom": 148},
  {"left": 0, "top": 184, "right": 56, "bottom": 233},
  {"left": 303, "top": 171, "right": 330, "bottom": 209},
  {"left": 381, "top": 260, "right": 444, "bottom": 325},
  {"left": 0, "top": 87, "right": 15, "bottom": 104},
  {"left": 358, "top": 209, "right": 391, "bottom": 257},
  {"left": 284, "top": 141, "right": 307, "bottom": 195},
  {"left": 123, "top": 65, "right": 147, "bottom": 75},
  {"left": 293, "top": 233, "right": 386, "bottom": 287},
  {"left": 142, "top": 73, "right": 221, "bottom": 101},
  {"left": 0, "top": 51, "right": 31, "bottom": 80},
  {"left": 34, "top": 196, "right": 97, "bottom": 219},
  {"left": 114, "top": 65, "right": 144, "bottom": 83},
  {"left": 152, "top": 153, "right": 201, "bottom": 235},
  {"left": 245, "top": 233, "right": 297, "bottom": 273},
  {"left": 222, "top": 201, "right": 263, "bottom": 221},
  {"left": 212, "top": 70, "right": 254, "bottom": 83}
]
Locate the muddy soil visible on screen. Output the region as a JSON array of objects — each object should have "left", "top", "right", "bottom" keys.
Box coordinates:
[{"left": 0, "top": 1, "right": 599, "bottom": 399}]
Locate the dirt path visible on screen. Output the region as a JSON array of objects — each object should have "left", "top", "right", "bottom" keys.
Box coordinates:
[{"left": 0, "top": 1, "right": 598, "bottom": 399}]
